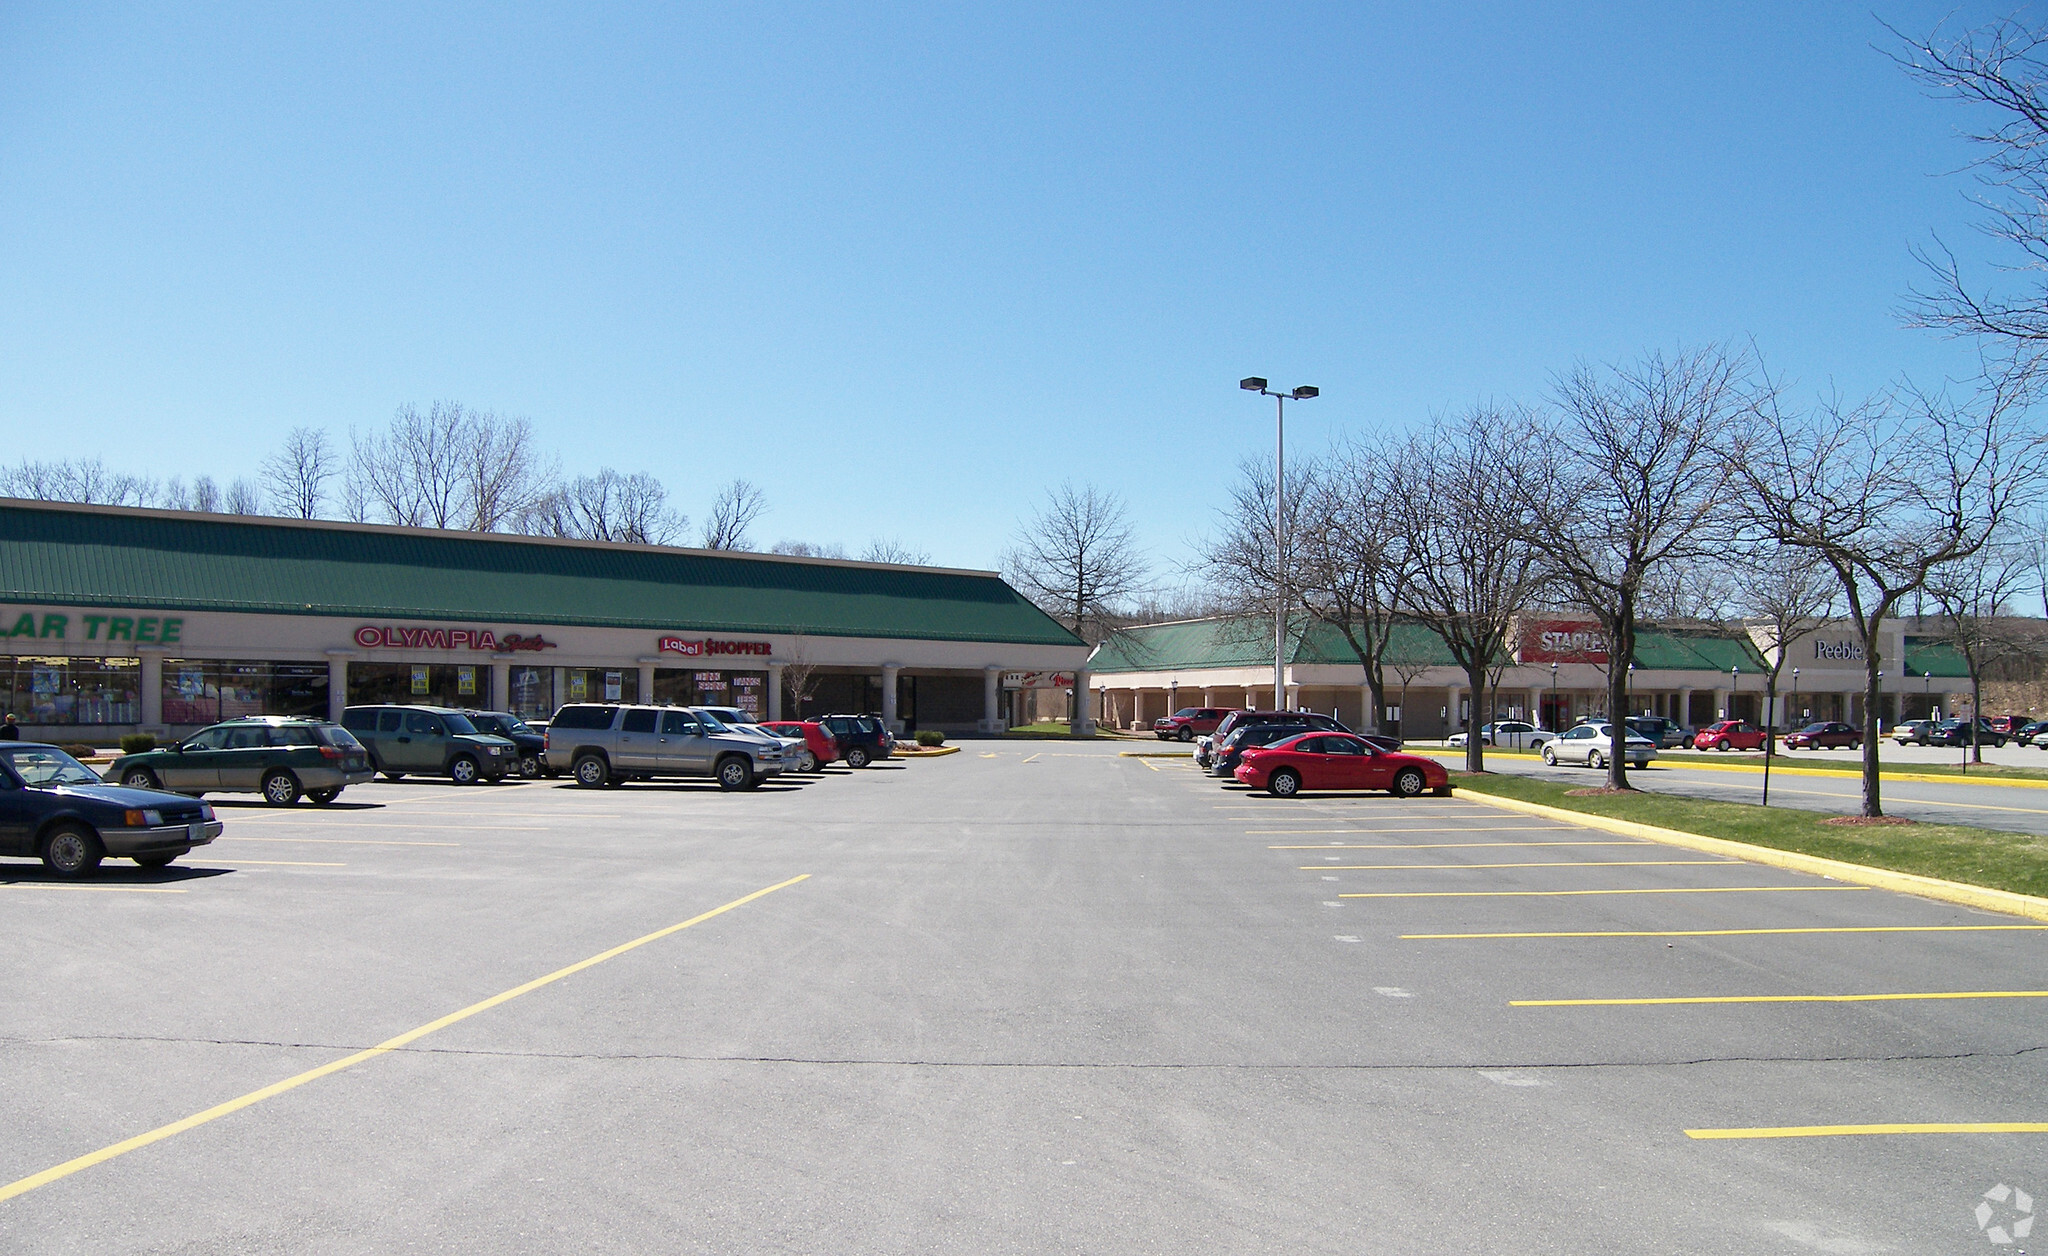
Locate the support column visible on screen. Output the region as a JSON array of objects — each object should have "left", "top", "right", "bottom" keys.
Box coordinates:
[
  {"left": 768, "top": 663, "right": 785, "bottom": 720},
  {"left": 490, "top": 660, "right": 512, "bottom": 713},
  {"left": 553, "top": 666, "right": 568, "bottom": 707},
  {"left": 1167, "top": 681, "right": 1179, "bottom": 714},
  {"left": 1283, "top": 685, "right": 1300, "bottom": 712},
  {"left": 1444, "top": 685, "right": 1461, "bottom": 734},
  {"left": 637, "top": 660, "right": 658, "bottom": 706},
  {"left": 326, "top": 651, "right": 353, "bottom": 724},
  {"left": 1200, "top": 689, "right": 1215, "bottom": 707},
  {"left": 1678, "top": 686, "right": 1694, "bottom": 729},
  {"left": 881, "top": 664, "right": 900, "bottom": 731},
  {"left": 982, "top": 666, "right": 1001, "bottom": 733},
  {"left": 1071, "top": 667, "right": 1094, "bottom": 734},
  {"left": 138, "top": 651, "right": 163, "bottom": 729},
  {"left": 1713, "top": 688, "right": 1730, "bottom": 720}
]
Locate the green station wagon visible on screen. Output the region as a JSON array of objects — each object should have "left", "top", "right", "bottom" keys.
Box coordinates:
[{"left": 105, "top": 716, "right": 375, "bottom": 806}]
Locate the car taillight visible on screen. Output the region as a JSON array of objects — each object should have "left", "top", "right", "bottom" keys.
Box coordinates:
[{"left": 319, "top": 745, "right": 343, "bottom": 760}]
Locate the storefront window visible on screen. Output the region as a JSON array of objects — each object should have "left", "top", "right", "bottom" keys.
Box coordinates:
[
  {"left": 2, "top": 657, "right": 142, "bottom": 725},
  {"left": 651, "top": 668, "right": 765, "bottom": 714},
  {"left": 508, "top": 666, "right": 554, "bottom": 720},
  {"left": 162, "top": 661, "right": 330, "bottom": 725},
  {"left": 347, "top": 662, "right": 493, "bottom": 710},
  {"left": 564, "top": 667, "right": 636, "bottom": 705}
]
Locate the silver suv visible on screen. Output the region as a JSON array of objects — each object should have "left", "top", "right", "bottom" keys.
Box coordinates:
[{"left": 545, "top": 704, "right": 784, "bottom": 790}]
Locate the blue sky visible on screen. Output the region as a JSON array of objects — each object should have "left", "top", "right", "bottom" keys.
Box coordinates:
[{"left": 0, "top": 1, "right": 2013, "bottom": 580}]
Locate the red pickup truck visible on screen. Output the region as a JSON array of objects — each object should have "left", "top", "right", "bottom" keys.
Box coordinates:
[{"left": 1153, "top": 707, "right": 1234, "bottom": 741}]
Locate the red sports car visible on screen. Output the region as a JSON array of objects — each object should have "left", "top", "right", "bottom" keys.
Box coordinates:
[
  {"left": 1233, "top": 731, "right": 1452, "bottom": 798},
  {"left": 1783, "top": 721, "right": 1862, "bottom": 750},
  {"left": 757, "top": 721, "right": 839, "bottom": 771},
  {"left": 1692, "top": 720, "right": 1766, "bottom": 751}
]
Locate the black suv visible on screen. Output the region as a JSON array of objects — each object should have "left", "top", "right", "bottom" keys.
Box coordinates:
[
  {"left": 1209, "top": 713, "right": 1351, "bottom": 778},
  {"left": 463, "top": 710, "right": 549, "bottom": 778},
  {"left": 818, "top": 714, "right": 895, "bottom": 768}
]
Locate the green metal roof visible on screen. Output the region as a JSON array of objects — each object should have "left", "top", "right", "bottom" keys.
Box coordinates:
[
  {"left": 0, "top": 501, "right": 1084, "bottom": 647},
  {"left": 1902, "top": 637, "right": 1971, "bottom": 679},
  {"left": 1630, "top": 631, "right": 1766, "bottom": 672}
]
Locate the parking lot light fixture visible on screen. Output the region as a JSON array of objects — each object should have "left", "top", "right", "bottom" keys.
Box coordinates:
[
  {"left": 1242, "top": 376, "right": 1319, "bottom": 709},
  {"left": 1549, "top": 662, "right": 1558, "bottom": 730}
]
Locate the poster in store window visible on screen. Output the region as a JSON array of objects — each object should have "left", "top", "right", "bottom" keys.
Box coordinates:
[
  {"left": 411, "top": 665, "right": 430, "bottom": 695},
  {"left": 604, "top": 671, "right": 622, "bottom": 701},
  {"left": 457, "top": 665, "right": 476, "bottom": 696},
  {"left": 569, "top": 672, "right": 587, "bottom": 701}
]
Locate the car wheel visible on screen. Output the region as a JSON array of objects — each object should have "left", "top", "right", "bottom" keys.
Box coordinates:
[
  {"left": 1178, "top": 727, "right": 1194, "bottom": 742},
  {"left": 1267, "top": 768, "right": 1301, "bottom": 797},
  {"left": 1541, "top": 746, "right": 1557, "bottom": 766},
  {"left": 519, "top": 754, "right": 541, "bottom": 779},
  {"left": 1391, "top": 768, "right": 1426, "bottom": 798},
  {"left": 717, "top": 756, "right": 753, "bottom": 791},
  {"left": 1588, "top": 750, "right": 1604, "bottom": 770},
  {"left": 41, "top": 824, "right": 104, "bottom": 878},
  {"left": 134, "top": 853, "right": 179, "bottom": 869},
  {"left": 308, "top": 787, "right": 342, "bottom": 805},
  {"left": 448, "top": 756, "right": 481, "bottom": 786},
  {"left": 1715, "top": 738, "right": 1730, "bottom": 751},
  {"left": 261, "top": 770, "right": 302, "bottom": 807},
  {"left": 795, "top": 750, "right": 818, "bottom": 773},
  {"left": 121, "top": 768, "right": 160, "bottom": 790},
  {"left": 573, "top": 755, "right": 609, "bottom": 788},
  {"left": 845, "top": 746, "right": 871, "bottom": 769},
  {"left": 381, "top": 771, "right": 406, "bottom": 782}
]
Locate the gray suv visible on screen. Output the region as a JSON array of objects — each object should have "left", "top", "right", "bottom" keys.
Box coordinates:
[
  {"left": 545, "top": 704, "right": 784, "bottom": 790},
  {"left": 340, "top": 705, "right": 520, "bottom": 785}
]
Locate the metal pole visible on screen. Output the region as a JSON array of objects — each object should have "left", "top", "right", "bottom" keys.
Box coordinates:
[{"left": 1274, "top": 393, "right": 1286, "bottom": 710}]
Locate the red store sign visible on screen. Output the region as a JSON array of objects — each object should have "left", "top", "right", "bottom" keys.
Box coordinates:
[
  {"left": 658, "top": 635, "right": 773, "bottom": 658},
  {"left": 354, "top": 625, "right": 557, "bottom": 653},
  {"left": 1517, "top": 618, "right": 1609, "bottom": 664}
]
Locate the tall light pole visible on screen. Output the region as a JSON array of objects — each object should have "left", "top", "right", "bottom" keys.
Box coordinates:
[
  {"left": 1549, "top": 661, "right": 1558, "bottom": 731},
  {"left": 1241, "top": 377, "right": 1318, "bottom": 710}
]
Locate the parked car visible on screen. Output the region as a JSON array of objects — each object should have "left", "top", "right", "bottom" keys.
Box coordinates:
[
  {"left": 1542, "top": 722, "right": 1658, "bottom": 769},
  {"left": 692, "top": 707, "right": 814, "bottom": 771},
  {"left": 1448, "top": 721, "right": 1551, "bottom": 750},
  {"left": 758, "top": 721, "right": 840, "bottom": 773},
  {"left": 817, "top": 714, "right": 895, "bottom": 768},
  {"left": 1153, "top": 707, "right": 1234, "bottom": 742},
  {"left": 1783, "top": 721, "right": 1862, "bottom": 750},
  {"left": 545, "top": 703, "right": 784, "bottom": 789},
  {"left": 339, "top": 705, "right": 520, "bottom": 784},
  {"left": 1932, "top": 717, "right": 2007, "bottom": 748},
  {"left": 1988, "top": 715, "right": 2023, "bottom": 735},
  {"left": 2014, "top": 719, "right": 2048, "bottom": 745},
  {"left": 1625, "top": 715, "right": 1687, "bottom": 749},
  {"left": 1234, "top": 731, "right": 1453, "bottom": 798},
  {"left": 462, "top": 710, "right": 550, "bottom": 778},
  {"left": 1692, "top": 719, "right": 1766, "bottom": 752},
  {"left": 0, "top": 742, "right": 222, "bottom": 876},
  {"left": 1197, "top": 710, "right": 1349, "bottom": 769},
  {"left": 106, "top": 715, "right": 374, "bottom": 806},
  {"left": 1356, "top": 732, "right": 1404, "bottom": 752},
  {"left": 1892, "top": 719, "right": 1937, "bottom": 746},
  {"left": 1211, "top": 721, "right": 1336, "bottom": 778}
]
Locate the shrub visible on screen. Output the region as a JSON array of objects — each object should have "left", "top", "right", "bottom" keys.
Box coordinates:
[
  {"left": 60, "top": 743, "right": 98, "bottom": 759},
  {"left": 120, "top": 733, "right": 158, "bottom": 754},
  {"left": 914, "top": 730, "right": 946, "bottom": 747}
]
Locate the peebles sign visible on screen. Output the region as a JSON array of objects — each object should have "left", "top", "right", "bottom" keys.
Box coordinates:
[
  {"left": 353, "top": 625, "right": 557, "bottom": 652},
  {"left": 658, "top": 636, "right": 773, "bottom": 658}
]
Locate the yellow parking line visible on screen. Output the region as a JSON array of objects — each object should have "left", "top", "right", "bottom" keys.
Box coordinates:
[
  {"left": 1269, "top": 841, "right": 1646, "bottom": 850},
  {"left": 1339, "top": 886, "right": 1870, "bottom": 899},
  {"left": 1513, "top": 989, "right": 2048, "bottom": 1007},
  {"left": 1307, "top": 860, "right": 1734, "bottom": 871},
  {"left": 1686, "top": 1122, "right": 2048, "bottom": 1140},
  {"left": 1251, "top": 826, "right": 1580, "bottom": 835},
  {"left": 1021, "top": 753, "right": 1041, "bottom": 764},
  {"left": 1403, "top": 925, "right": 2048, "bottom": 939},
  {"left": 0, "top": 882, "right": 186, "bottom": 894},
  {"left": 221, "top": 837, "right": 459, "bottom": 847},
  {"left": 0, "top": 873, "right": 810, "bottom": 1205}
]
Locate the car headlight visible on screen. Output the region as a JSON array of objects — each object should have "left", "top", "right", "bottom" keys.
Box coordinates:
[{"left": 123, "top": 809, "right": 164, "bottom": 827}]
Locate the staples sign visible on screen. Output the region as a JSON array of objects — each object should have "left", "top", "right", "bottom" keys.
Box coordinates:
[
  {"left": 1518, "top": 618, "right": 1609, "bottom": 664},
  {"left": 658, "top": 636, "right": 772, "bottom": 658}
]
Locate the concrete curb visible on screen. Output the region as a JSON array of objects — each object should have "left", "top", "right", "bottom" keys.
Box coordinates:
[
  {"left": 1456, "top": 788, "right": 2048, "bottom": 923},
  {"left": 890, "top": 745, "right": 960, "bottom": 758}
]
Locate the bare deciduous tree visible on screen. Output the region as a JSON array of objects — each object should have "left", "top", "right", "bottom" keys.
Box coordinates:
[
  {"left": 1930, "top": 540, "right": 2034, "bottom": 763},
  {"left": 770, "top": 540, "right": 849, "bottom": 559},
  {"left": 0, "top": 458, "right": 157, "bottom": 506},
  {"left": 261, "top": 427, "right": 334, "bottom": 519},
  {"left": 222, "top": 478, "right": 264, "bottom": 515},
  {"left": 1507, "top": 346, "right": 1750, "bottom": 789},
  {"left": 1004, "top": 481, "right": 1147, "bottom": 644},
  {"left": 1736, "top": 370, "right": 2047, "bottom": 815},
  {"left": 347, "top": 402, "right": 551, "bottom": 532},
  {"left": 780, "top": 636, "right": 821, "bottom": 718},
  {"left": 1292, "top": 445, "right": 1418, "bottom": 732},
  {"left": 861, "top": 537, "right": 931, "bottom": 565},
  {"left": 1731, "top": 543, "right": 1838, "bottom": 780},
  {"left": 700, "top": 479, "right": 766, "bottom": 550},
  {"left": 523, "top": 469, "right": 683, "bottom": 545},
  {"left": 463, "top": 413, "right": 551, "bottom": 531}
]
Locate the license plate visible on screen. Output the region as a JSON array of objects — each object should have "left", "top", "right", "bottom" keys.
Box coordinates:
[{"left": 188, "top": 821, "right": 202, "bottom": 842}]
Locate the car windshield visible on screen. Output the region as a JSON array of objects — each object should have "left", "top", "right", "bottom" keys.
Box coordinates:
[
  {"left": 694, "top": 710, "right": 733, "bottom": 731},
  {"left": 1174, "top": 708, "right": 1197, "bottom": 718},
  {"left": 1801, "top": 723, "right": 1828, "bottom": 733},
  {"left": 5, "top": 746, "right": 103, "bottom": 787},
  {"left": 320, "top": 727, "right": 364, "bottom": 749},
  {"left": 442, "top": 713, "right": 479, "bottom": 735}
]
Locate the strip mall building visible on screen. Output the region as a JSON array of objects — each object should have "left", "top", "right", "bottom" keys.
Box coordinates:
[
  {"left": 0, "top": 500, "right": 1090, "bottom": 739},
  {"left": 1084, "top": 615, "right": 1971, "bottom": 736}
]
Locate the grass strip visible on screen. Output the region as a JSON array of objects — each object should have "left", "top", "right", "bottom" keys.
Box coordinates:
[{"left": 1450, "top": 771, "right": 2048, "bottom": 899}]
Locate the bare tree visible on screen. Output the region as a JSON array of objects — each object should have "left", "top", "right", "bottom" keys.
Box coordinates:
[
  {"left": 1891, "top": 16, "right": 2048, "bottom": 352},
  {"left": 1930, "top": 541, "right": 2034, "bottom": 763},
  {"left": 524, "top": 469, "right": 683, "bottom": 545},
  {"left": 261, "top": 427, "right": 334, "bottom": 519},
  {"left": 1193, "top": 455, "right": 1317, "bottom": 675},
  {"left": 861, "top": 537, "right": 931, "bottom": 565},
  {"left": 347, "top": 404, "right": 463, "bottom": 527},
  {"left": 1291, "top": 445, "right": 1418, "bottom": 732},
  {"left": 1003, "top": 482, "right": 1148, "bottom": 645},
  {"left": 780, "top": 636, "right": 821, "bottom": 718},
  {"left": 700, "top": 479, "right": 766, "bottom": 550},
  {"left": 1390, "top": 407, "right": 1553, "bottom": 773},
  {"left": 1731, "top": 543, "right": 1838, "bottom": 799},
  {"left": 0, "top": 458, "right": 157, "bottom": 506},
  {"left": 771, "top": 540, "right": 849, "bottom": 559},
  {"left": 462, "top": 412, "right": 551, "bottom": 531},
  {"left": 1506, "top": 347, "right": 1750, "bottom": 789},
  {"left": 222, "top": 478, "right": 264, "bottom": 515},
  {"left": 1735, "top": 370, "right": 2048, "bottom": 815},
  {"left": 187, "top": 476, "right": 222, "bottom": 513}
]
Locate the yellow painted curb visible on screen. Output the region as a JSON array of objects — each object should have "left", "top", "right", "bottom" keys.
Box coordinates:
[
  {"left": 889, "top": 745, "right": 960, "bottom": 758},
  {"left": 1454, "top": 789, "right": 2048, "bottom": 923},
  {"left": 1412, "top": 749, "right": 2048, "bottom": 790}
]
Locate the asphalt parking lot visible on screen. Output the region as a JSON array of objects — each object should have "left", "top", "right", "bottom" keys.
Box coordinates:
[{"left": 2, "top": 743, "right": 2044, "bottom": 1253}]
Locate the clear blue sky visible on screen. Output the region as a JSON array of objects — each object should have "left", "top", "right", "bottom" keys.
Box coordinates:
[{"left": 0, "top": 1, "right": 2011, "bottom": 580}]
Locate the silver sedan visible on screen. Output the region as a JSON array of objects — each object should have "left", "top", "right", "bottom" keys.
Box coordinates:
[{"left": 1540, "top": 722, "right": 1657, "bottom": 769}]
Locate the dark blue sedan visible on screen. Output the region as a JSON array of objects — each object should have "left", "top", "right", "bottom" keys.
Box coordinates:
[{"left": 0, "top": 742, "right": 222, "bottom": 878}]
